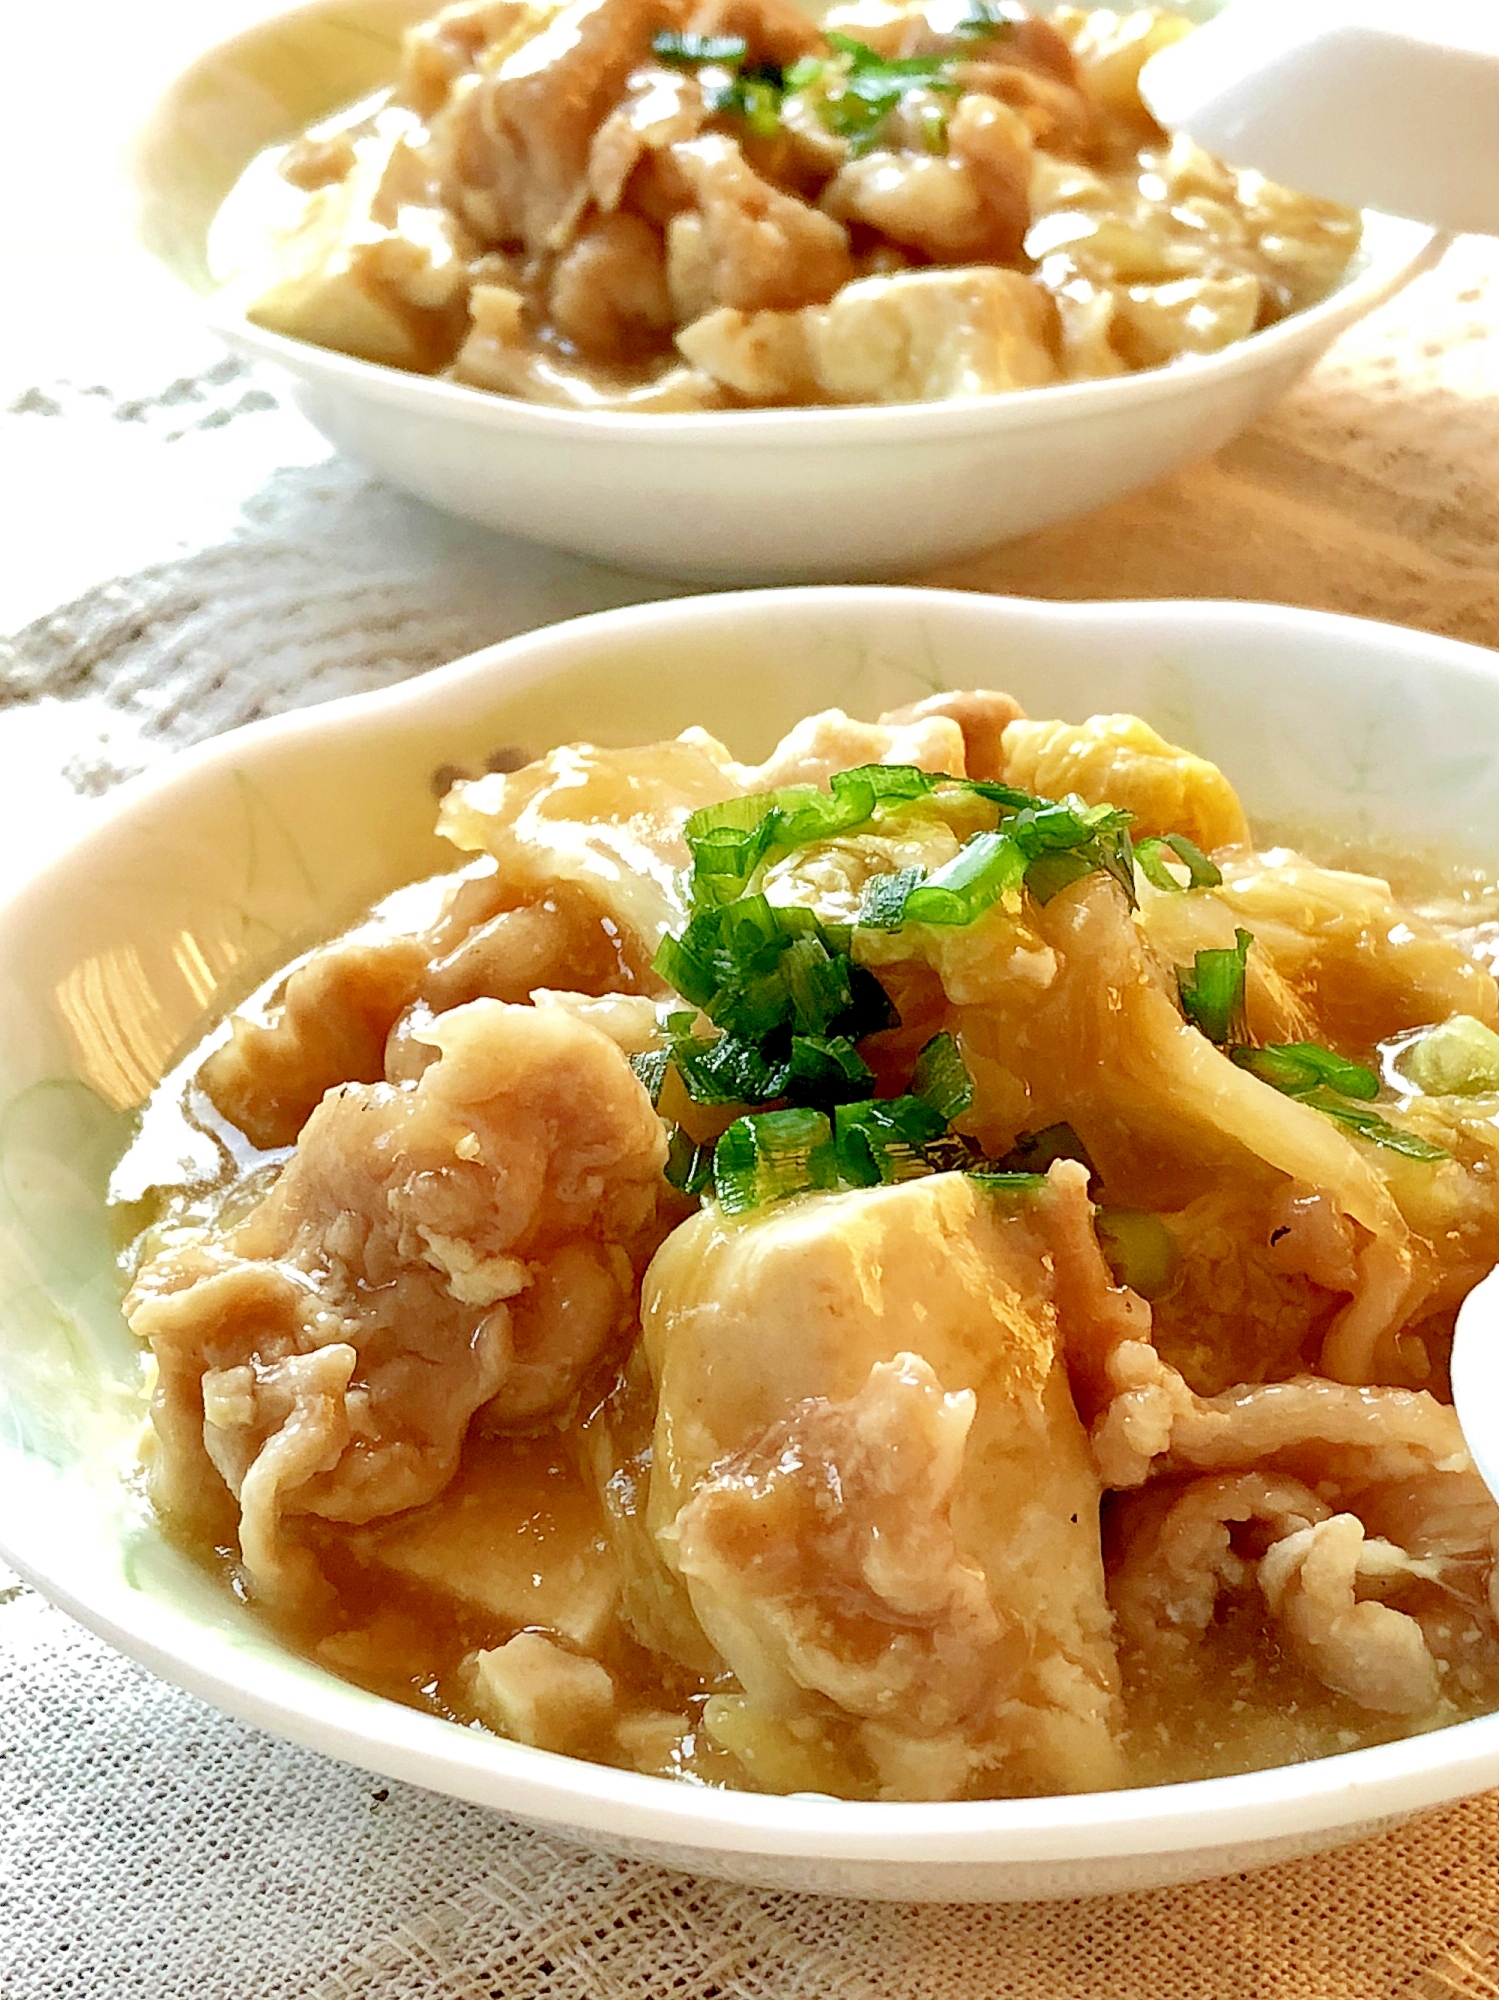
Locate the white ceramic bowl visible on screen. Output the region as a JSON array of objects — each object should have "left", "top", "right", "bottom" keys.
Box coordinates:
[
  {"left": 7, "top": 588, "right": 1499, "bottom": 1901},
  {"left": 130, "top": 0, "right": 1440, "bottom": 584}
]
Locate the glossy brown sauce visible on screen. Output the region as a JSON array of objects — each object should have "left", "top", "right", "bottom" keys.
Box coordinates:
[{"left": 114, "top": 833, "right": 1499, "bottom": 1795}]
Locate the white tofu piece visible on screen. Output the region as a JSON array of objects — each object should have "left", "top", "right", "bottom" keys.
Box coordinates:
[
  {"left": 225, "top": 105, "right": 471, "bottom": 372},
  {"left": 641, "top": 1169, "right": 1125, "bottom": 1799},
  {"left": 807, "top": 266, "right": 1059, "bottom": 403},
  {"left": 355, "top": 1444, "right": 621, "bottom": 1653},
  {"left": 467, "top": 1632, "right": 616, "bottom": 1752}
]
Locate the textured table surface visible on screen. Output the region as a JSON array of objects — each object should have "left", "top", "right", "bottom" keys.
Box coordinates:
[{"left": 6, "top": 5, "right": 1499, "bottom": 1993}]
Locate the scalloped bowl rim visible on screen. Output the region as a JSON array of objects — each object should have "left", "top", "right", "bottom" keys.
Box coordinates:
[{"left": 5, "top": 589, "right": 1499, "bottom": 1879}]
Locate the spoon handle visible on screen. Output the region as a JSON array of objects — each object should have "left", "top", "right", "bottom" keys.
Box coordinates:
[{"left": 1140, "top": 0, "right": 1499, "bottom": 235}]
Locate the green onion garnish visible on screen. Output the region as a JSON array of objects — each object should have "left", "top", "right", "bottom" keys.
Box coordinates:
[
  {"left": 665, "top": 1127, "right": 715, "bottom": 1196},
  {"left": 966, "top": 1170, "right": 1049, "bottom": 1197},
  {"left": 1230, "top": 1042, "right": 1380, "bottom": 1101},
  {"left": 857, "top": 866, "right": 925, "bottom": 931},
  {"left": 653, "top": 895, "right": 894, "bottom": 1048},
  {"left": 784, "top": 1033, "right": 876, "bottom": 1100},
  {"left": 1135, "top": 833, "right": 1222, "bottom": 893},
  {"left": 669, "top": 1029, "right": 787, "bottom": 1105},
  {"left": 683, "top": 763, "right": 939, "bottom": 909},
  {"left": 629, "top": 1046, "right": 671, "bottom": 1105},
  {"left": 901, "top": 829, "right": 1027, "bottom": 925},
  {"left": 660, "top": 1031, "right": 995, "bottom": 1212},
  {"left": 1094, "top": 1208, "right": 1177, "bottom": 1297},
  {"left": 910, "top": 1030, "right": 973, "bottom": 1122},
  {"left": 650, "top": 762, "right": 1189, "bottom": 1213},
  {"left": 782, "top": 36, "right": 959, "bottom": 156},
  {"left": 1289, "top": 1089, "right": 1448, "bottom": 1161},
  {"left": 710, "top": 71, "right": 783, "bottom": 137},
  {"left": 834, "top": 1095, "right": 948, "bottom": 1187},
  {"left": 1230, "top": 1040, "right": 1446, "bottom": 1160},
  {"left": 1178, "top": 929, "right": 1252, "bottom": 1046},
  {"left": 684, "top": 766, "right": 1136, "bottom": 920},
  {"left": 713, "top": 1107, "right": 839, "bottom": 1213},
  {"left": 785, "top": 21, "right": 1011, "bottom": 157},
  {"left": 854, "top": 797, "right": 1135, "bottom": 929},
  {"left": 651, "top": 33, "right": 786, "bottom": 138},
  {"left": 1004, "top": 796, "right": 1136, "bottom": 904}
]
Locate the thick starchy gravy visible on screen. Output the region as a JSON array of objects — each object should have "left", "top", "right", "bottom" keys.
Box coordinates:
[
  {"left": 210, "top": 0, "right": 1362, "bottom": 410},
  {"left": 115, "top": 692, "right": 1499, "bottom": 1800}
]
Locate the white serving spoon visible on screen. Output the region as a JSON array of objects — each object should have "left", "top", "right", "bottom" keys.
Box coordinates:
[{"left": 1139, "top": 0, "right": 1499, "bottom": 236}]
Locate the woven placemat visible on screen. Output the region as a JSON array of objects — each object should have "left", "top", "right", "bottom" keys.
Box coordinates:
[{"left": 4, "top": 237, "right": 1499, "bottom": 1999}]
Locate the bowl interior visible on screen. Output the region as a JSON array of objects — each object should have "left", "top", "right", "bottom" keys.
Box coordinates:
[{"left": 8, "top": 589, "right": 1499, "bottom": 1877}]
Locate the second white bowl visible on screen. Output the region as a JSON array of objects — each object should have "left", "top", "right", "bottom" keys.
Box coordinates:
[{"left": 131, "top": 0, "right": 1439, "bottom": 583}]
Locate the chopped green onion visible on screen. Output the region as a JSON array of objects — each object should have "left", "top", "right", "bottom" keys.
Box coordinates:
[
  {"left": 795, "top": 34, "right": 961, "bottom": 157},
  {"left": 784, "top": 1033, "right": 876, "bottom": 1101},
  {"left": 1021, "top": 850, "right": 1096, "bottom": 904},
  {"left": 683, "top": 793, "right": 784, "bottom": 907},
  {"left": 670, "top": 1029, "right": 786, "bottom": 1105},
  {"left": 710, "top": 960, "right": 797, "bottom": 1041},
  {"left": 629, "top": 1046, "right": 670, "bottom": 1105},
  {"left": 1007, "top": 798, "right": 1136, "bottom": 906},
  {"left": 910, "top": 1031, "right": 973, "bottom": 1122},
  {"left": 683, "top": 766, "right": 1139, "bottom": 922},
  {"left": 665, "top": 1128, "right": 715, "bottom": 1196},
  {"left": 903, "top": 830, "right": 1027, "bottom": 925},
  {"left": 856, "top": 866, "right": 924, "bottom": 931},
  {"left": 843, "top": 962, "right": 902, "bottom": 1041},
  {"left": 1397, "top": 1015, "right": 1499, "bottom": 1098},
  {"left": 653, "top": 897, "right": 880, "bottom": 1046},
  {"left": 965, "top": 779, "right": 1038, "bottom": 811},
  {"left": 1296, "top": 1088, "right": 1449, "bottom": 1161},
  {"left": 1178, "top": 929, "right": 1252, "bottom": 1046},
  {"left": 651, "top": 763, "right": 1162, "bottom": 1213},
  {"left": 834, "top": 1095, "right": 947, "bottom": 1187},
  {"left": 682, "top": 763, "right": 940, "bottom": 908},
  {"left": 1229, "top": 1038, "right": 1447, "bottom": 1160},
  {"left": 1230, "top": 1042, "right": 1379, "bottom": 1102},
  {"left": 779, "top": 933, "right": 852, "bottom": 1036},
  {"left": 789, "top": 22, "right": 1011, "bottom": 156},
  {"left": 826, "top": 30, "right": 947, "bottom": 73},
  {"left": 732, "top": 74, "right": 782, "bottom": 137},
  {"left": 918, "top": 101, "right": 948, "bottom": 152},
  {"left": 966, "top": 1170, "right": 1048, "bottom": 1198},
  {"left": 703, "top": 63, "right": 788, "bottom": 136},
  {"left": 652, "top": 30, "right": 749, "bottom": 64},
  {"left": 654, "top": 931, "right": 718, "bottom": 1010},
  {"left": 713, "top": 1108, "right": 838, "bottom": 1214},
  {"left": 858, "top": 797, "right": 1137, "bottom": 928},
  {"left": 1094, "top": 1208, "right": 1177, "bottom": 1298},
  {"left": 649, "top": 34, "right": 788, "bottom": 139},
  {"left": 779, "top": 15, "right": 1015, "bottom": 158},
  {"left": 1136, "top": 833, "right": 1223, "bottom": 893}
]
